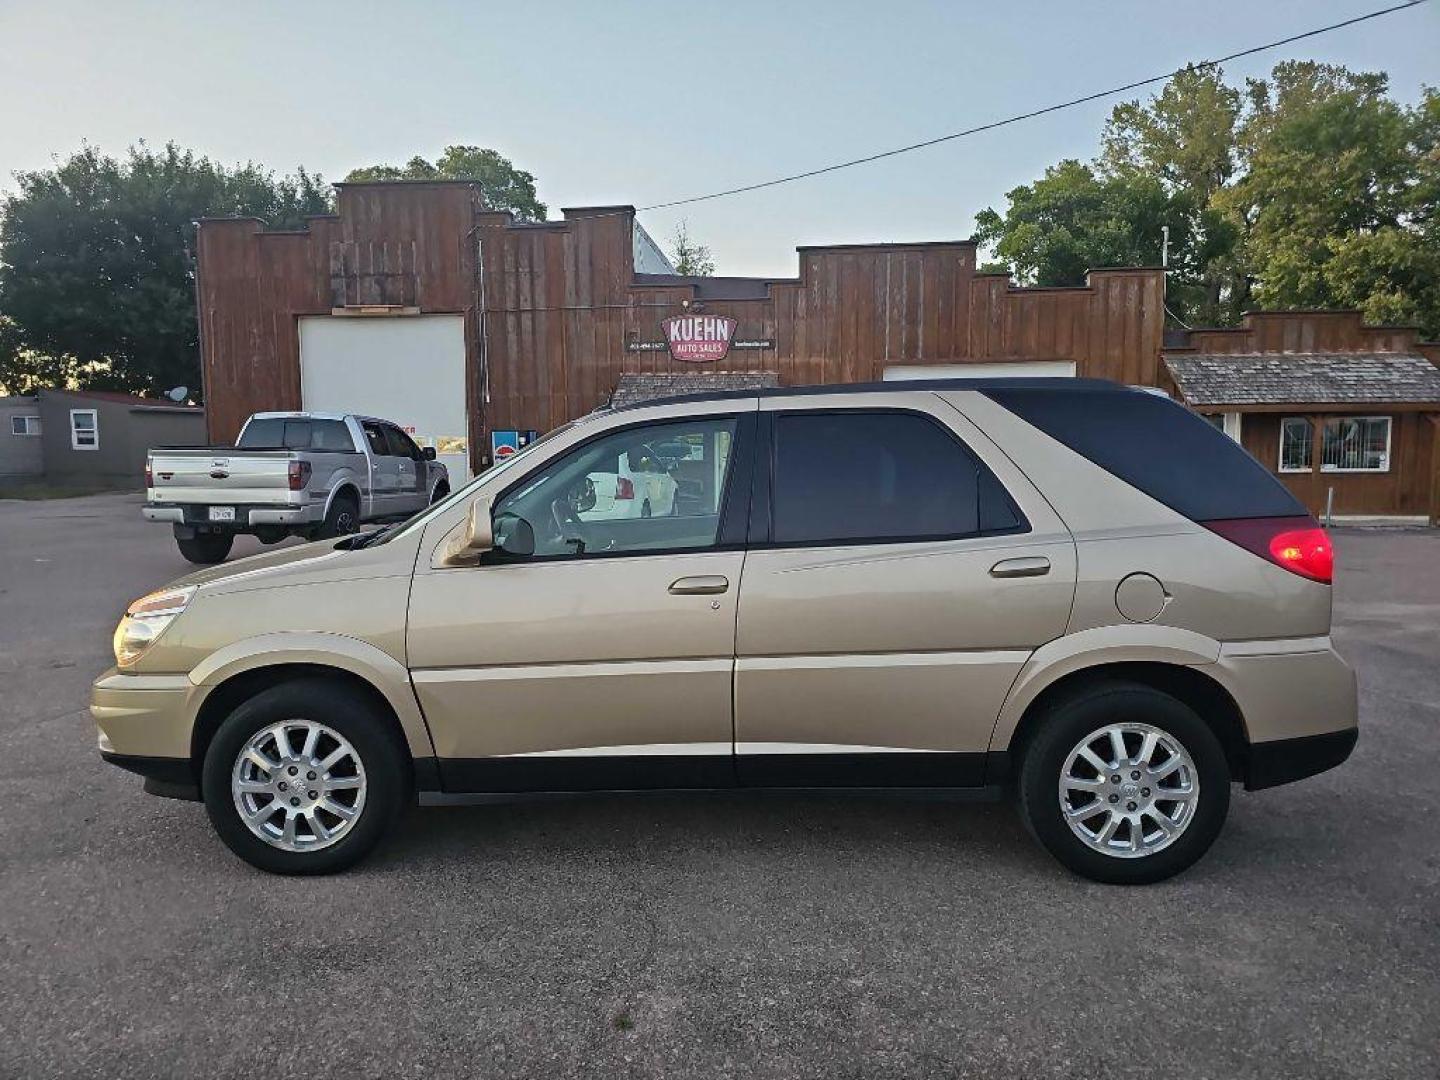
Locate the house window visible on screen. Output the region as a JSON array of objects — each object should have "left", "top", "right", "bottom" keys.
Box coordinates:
[
  {"left": 1279, "top": 417, "right": 1313, "bottom": 473},
  {"left": 70, "top": 409, "right": 98, "bottom": 450},
  {"left": 1321, "top": 416, "right": 1390, "bottom": 473},
  {"left": 10, "top": 415, "right": 41, "bottom": 436}
]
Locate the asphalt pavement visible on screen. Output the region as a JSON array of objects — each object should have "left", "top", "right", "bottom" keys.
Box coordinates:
[{"left": 1, "top": 492, "right": 1436, "bottom": 1079}]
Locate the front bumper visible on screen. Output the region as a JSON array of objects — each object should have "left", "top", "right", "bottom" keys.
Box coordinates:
[{"left": 92, "top": 669, "right": 199, "bottom": 797}]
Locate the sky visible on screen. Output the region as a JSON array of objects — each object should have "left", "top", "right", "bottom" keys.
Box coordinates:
[{"left": 1, "top": 0, "right": 1436, "bottom": 277}]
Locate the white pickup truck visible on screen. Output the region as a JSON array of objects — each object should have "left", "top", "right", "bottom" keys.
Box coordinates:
[{"left": 144, "top": 412, "right": 451, "bottom": 564}]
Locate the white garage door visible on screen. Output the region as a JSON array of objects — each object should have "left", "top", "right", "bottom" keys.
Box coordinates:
[{"left": 299, "top": 315, "right": 470, "bottom": 482}]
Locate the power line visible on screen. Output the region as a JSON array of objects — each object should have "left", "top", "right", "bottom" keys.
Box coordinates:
[{"left": 635, "top": 0, "right": 1427, "bottom": 215}]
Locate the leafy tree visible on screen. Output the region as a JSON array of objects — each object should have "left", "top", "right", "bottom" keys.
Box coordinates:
[
  {"left": 667, "top": 221, "right": 715, "bottom": 276},
  {"left": 973, "top": 160, "right": 1183, "bottom": 285},
  {"left": 0, "top": 143, "right": 331, "bottom": 396},
  {"left": 1218, "top": 64, "right": 1437, "bottom": 332},
  {"left": 977, "top": 60, "right": 1440, "bottom": 335},
  {"left": 345, "top": 146, "right": 546, "bottom": 221}
]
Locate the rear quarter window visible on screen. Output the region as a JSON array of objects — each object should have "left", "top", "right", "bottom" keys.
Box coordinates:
[{"left": 983, "top": 387, "right": 1306, "bottom": 521}]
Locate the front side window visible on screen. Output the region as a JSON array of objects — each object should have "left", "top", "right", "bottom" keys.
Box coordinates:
[
  {"left": 492, "top": 416, "right": 739, "bottom": 558},
  {"left": 1321, "top": 417, "right": 1391, "bottom": 472},
  {"left": 771, "top": 411, "right": 1006, "bottom": 545},
  {"left": 10, "top": 415, "right": 40, "bottom": 436},
  {"left": 1279, "top": 417, "right": 1314, "bottom": 473},
  {"left": 69, "top": 409, "right": 98, "bottom": 450},
  {"left": 384, "top": 425, "right": 423, "bottom": 460}
]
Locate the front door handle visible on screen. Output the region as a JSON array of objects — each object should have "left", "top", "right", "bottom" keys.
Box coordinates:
[
  {"left": 669, "top": 575, "right": 729, "bottom": 595},
  {"left": 990, "top": 556, "right": 1051, "bottom": 579}
]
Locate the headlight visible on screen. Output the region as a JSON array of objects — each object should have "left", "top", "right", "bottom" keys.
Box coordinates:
[{"left": 112, "top": 585, "right": 196, "bottom": 667}]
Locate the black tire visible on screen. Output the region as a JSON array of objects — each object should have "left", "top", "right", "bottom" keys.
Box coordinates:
[
  {"left": 430, "top": 481, "right": 450, "bottom": 505},
  {"left": 1017, "top": 681, "right": 1230, "bottom": 885},
  {"left": 201, "top": 678, "right": 410, "bottom": 875},
  {"left": 640, "top": 499, "right": 652, "bottom": 518},
  {"left": 176, "top": 531, "right": 234, "bottom": 564},
  {"left": 317, "top": 493, "right": 360, "bottom": 539}
]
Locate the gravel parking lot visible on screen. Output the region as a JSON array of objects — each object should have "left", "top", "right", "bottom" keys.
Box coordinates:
[{"left": 1, "top": 492, "right": 1436, "bottom": 1080}]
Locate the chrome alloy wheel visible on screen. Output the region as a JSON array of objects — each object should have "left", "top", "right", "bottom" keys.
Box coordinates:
[
  {"left": 231, "top": 720, "right": 367, "bottom": 852},
  {"left": 1058, "top": 722, "right": 1199, "bottom": 859}
]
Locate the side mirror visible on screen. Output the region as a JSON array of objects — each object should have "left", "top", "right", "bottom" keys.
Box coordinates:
[
  {"left": 423, "top": 446, "right": 437, "bottom": 461},
  {"left": 493, "top": 512, "right": 536, "bottom": 557},
  {"left": 441, "top": 496, "right": 494, "bottom": 565}
]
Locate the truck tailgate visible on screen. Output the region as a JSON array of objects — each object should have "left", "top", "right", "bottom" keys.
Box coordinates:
[{"left": 148, "top": 449, "right": 297, "bottom": 505}]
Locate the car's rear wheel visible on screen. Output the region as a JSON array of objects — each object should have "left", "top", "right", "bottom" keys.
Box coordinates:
[
  {"left": 176, "top": 531, "right": 233, "bottom": 564},
  {"left": 317, "top": 493, "right": 359, "bottom": 539},
  {"left": 201, "top": 679, "right": 409, "bottom": 874},
  {"left": 1017, "top": 682, "right": 1230, "bottom": 885}
]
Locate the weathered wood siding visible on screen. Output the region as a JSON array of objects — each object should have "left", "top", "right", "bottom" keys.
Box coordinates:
[
  {"left": 1240, "top": 411, "right": 1437, "bottom": 517},
  {"left": 197, "top": 186, "right": 1167, "bottom": 458}
]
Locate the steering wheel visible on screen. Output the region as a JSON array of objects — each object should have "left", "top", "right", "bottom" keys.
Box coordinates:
[{"left": 549, "top": 485, "right": 592, "bottom": 553}]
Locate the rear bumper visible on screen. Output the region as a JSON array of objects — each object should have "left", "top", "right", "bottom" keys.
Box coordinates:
[
  {"left": 1245, "top": 728, "right": 1358, "bottom": 791},
  {"left": 144, "top": 502, "right": 323, "bottom": 530}
]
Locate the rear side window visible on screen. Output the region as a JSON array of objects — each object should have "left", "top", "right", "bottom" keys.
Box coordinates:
[
  {"left": 984, "top": 387, "right": 1306, "bottom": 521},
  {"left": 771, "top": 411, "right": 1023, "bottom": 545},
  {"left": 237, "top": 418, "right": 355, "bottom": 452}
]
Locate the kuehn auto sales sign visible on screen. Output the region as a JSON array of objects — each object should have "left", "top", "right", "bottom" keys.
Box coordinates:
[{"left": 663, "top": 314, "right": 737, "bottom": 363}]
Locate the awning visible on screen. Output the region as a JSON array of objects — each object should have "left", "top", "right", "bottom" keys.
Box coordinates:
[{"left": 1163, "top": 352, "right": 1440, "bottom": 409}]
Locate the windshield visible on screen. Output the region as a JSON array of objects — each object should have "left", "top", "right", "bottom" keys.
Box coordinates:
[{"left": 356, "top": 417, "right": 587, "bottom": 547}]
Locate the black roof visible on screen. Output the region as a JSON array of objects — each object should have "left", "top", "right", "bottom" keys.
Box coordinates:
[{"left": 613, "top": 376, "right": 1136, "bottom": 411}]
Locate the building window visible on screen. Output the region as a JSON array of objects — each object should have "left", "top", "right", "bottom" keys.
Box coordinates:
[
  {"left": 1279, "top": 417, "right": 1314, "bottom": 473},
  {"left": 1321, "top": 416, "right": 1390, "bottom": 473},
  {"left": 70, "top": 409, "right": 99, "bottom": 450},
  {"left": 10, "top": 415, "right": 41, "bottom": 436}
]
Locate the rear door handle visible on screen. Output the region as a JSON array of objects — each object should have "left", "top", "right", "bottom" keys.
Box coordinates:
[
  {"left": 669, "top": 575, "right": 729, "bottom": 595},
  {"left": 990, "top": 557, "right": 1051, "bottom": 578}
]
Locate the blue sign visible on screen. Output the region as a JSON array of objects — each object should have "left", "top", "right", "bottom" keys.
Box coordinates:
[{"left": 491, "top": 430, "right": 521, "bottom": 461}]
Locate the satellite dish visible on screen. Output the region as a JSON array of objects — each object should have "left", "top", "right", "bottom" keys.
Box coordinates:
[{"left": 166, "top": 386, "right": 189, "bottom": 403}]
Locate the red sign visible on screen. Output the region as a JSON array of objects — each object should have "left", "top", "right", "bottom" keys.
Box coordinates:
[{"left": 664, "top": 315, "right": 737, "bottom": 363}]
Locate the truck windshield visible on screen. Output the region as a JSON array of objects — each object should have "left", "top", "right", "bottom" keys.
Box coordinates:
[{"left": 237, "top": 418, "right": 356, "bottom": 452}]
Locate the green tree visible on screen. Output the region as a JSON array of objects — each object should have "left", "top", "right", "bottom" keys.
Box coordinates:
[
  {"left": 1101, "top": 65, "right": 1247, "bottom": 324},
  {"left": 973, "top": 160, "right": 1183, "bottom": 286},
  {"left": 1218, "top": 64, "right": 1438, "bottom": 332},
  {"left": 668, "top": 221, "right": 715, "bottom": 276},
  {"left": 345, "top": 145, "right": 546, "bottom": 221},
  {"left": 977, "top": 60, "right": 1440, "bottom": 336},
  {"left": 0, "top": 143, "right": 331, "bottom": 396}
]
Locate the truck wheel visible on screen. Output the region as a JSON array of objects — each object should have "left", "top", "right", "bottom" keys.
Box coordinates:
[
  {"left": 318, "top": 494, "right": 359, "bottom": 539},
  {"left": 201, "top": 678, "right": 409, "bottom": 875},
  {"left": 1017, "top": 681, "right": 1230, "bottom": 885},
  {"left": 430, "top": 481, "right": 450, "bottom": 505},
  {"left": 176, "top": 532, "right": 234, "bottom": 564}
]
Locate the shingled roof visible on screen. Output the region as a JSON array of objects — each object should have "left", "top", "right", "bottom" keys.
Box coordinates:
[
  {"left": 610, "top": 371, "right": 781, "bottom": 408},
  {"left": 1164, "top": 352, "right": 1440, "bottom": 408}
]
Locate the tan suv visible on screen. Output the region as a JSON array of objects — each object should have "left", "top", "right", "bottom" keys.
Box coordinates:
[{"left": 92, "top": 379, "right": 1357, "bottom": 883}]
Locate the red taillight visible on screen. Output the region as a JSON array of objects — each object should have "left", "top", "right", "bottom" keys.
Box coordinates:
[
  {"left": 288, "top": 460, "right": 312, "bottom": 491},
  {"left": 1202, "top": 517, "right": 1333, "bottom": 584},
  {"left": 614, "top": 477, "right": 634, "bottom": 500},
  {"left": 144, "top": 462, "right": 153, "bottom": 489}
]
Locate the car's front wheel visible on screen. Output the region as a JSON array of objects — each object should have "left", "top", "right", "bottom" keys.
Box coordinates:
[
  {"left": 201, "top": 679, "right": 409, "bottom": 874},
  {"left": 1018, "top": 682, "right": 1230, "bottom": 885}
]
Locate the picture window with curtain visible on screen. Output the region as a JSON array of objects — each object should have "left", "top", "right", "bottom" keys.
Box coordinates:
[
  {"left": 1278, "top": 418, "right": 1313, "bottom": 473},
  {"left": 1321, "top": 417, "right": 1390, "bottom": 473}
]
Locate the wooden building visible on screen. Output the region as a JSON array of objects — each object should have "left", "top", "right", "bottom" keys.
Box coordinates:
[{"left": 195, "top": 180, "right": 1440, "bottom": 519}]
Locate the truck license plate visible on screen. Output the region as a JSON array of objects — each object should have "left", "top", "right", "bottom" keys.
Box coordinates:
[{"left": 207, "top": 506, "right": 236, "bottom": 522}]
